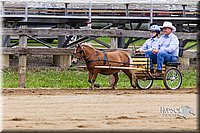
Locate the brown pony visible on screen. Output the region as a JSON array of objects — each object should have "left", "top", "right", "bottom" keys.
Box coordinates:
[{"left": 73, "top": 43, "right": 136, "bottom": 89}]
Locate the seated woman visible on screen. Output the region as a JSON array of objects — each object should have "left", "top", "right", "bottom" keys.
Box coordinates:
[{"left": 136, "top": 24, "right": 161, "bottom": 73}]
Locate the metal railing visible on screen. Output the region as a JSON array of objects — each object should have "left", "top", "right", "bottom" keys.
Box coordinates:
[{"left": 1, "top": 1, "right": 199, "bottom": 21}]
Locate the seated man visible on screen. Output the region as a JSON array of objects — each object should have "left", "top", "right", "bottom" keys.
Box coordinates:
[
  {"left": 136, "top": 24, "right": 161, "bottom": 54},
  {"left": 145, "top": 21, "right": 179, "bottom": 77}
]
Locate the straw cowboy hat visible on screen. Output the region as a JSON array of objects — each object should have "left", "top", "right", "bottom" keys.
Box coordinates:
[{"left": 161, "top": 21, "right": 176, "bottom": 32}]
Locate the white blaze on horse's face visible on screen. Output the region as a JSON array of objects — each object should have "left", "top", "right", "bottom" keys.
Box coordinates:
[
  {"left": 72, "top": 44, "right": 84, "bottom": 64},
  {"left": 72, "top": 46, "right": 79, "bottom": 64},
  {"left": 72, "top": 57, "right": 78, "bottom": 64},
  {"left": 74, "top": 47, "right": 77, "bottom": 54},
  {"left": 74, "top": 45, "right": 81, "bottom": 58}
]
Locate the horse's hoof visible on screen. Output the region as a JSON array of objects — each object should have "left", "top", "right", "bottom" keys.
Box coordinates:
[
  {"left": 88, "top": 86, "right": 93, "bottom": 89},
  {"left": 132, "top": 87, "right": 137, "bottom": 89},
  {"left": 94, "top": 84, "right": 100, "bottom": 88},
  {"left": 131, "top": 85, "right": 137, "bottom": 89}
]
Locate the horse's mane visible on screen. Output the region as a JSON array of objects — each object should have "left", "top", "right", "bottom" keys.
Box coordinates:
[{"left": 80, "top": 43, "right": 96, "bottom": 51}]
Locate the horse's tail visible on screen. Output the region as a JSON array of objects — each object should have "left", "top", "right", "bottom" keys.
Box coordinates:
[{"left": 120, "top": 51, "right": 133, "bottom": 67}]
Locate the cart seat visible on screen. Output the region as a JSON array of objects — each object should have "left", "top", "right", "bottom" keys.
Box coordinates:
[{"left": 165, "top": 62, "right": 180, "bottom": 66}]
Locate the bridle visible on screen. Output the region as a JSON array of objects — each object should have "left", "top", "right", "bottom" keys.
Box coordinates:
[{"left": 74, "top": 46, "right": 100, "bottom": 62}]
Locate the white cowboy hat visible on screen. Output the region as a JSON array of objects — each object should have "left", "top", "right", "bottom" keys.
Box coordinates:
[{"left": 161, "top": 21, "right": 176, "bottom": 32}]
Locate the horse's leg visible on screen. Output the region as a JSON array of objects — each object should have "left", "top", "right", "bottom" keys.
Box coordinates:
[
  {"left": 122, "top": 69, "right": 137, "bottom": 89},
  {"left": 91, "top": 69, "right": 99, "bottom": 89},
  {"left": 111, "top": 73, "right": 119, "bottom": 90},
  {"left": 88, "top": 71, "right": 93, "bottom": 89}
]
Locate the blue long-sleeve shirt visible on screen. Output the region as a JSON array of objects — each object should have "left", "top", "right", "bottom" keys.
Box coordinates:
[
  {"left": 138, "top": 37, "right": 159, "bottom": 51},
  {"left": 157, "top": 33, "right": 179, "bottom": 57}
]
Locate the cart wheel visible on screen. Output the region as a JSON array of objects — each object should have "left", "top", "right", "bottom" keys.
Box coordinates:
[
  {"left": 163, "top": 68, "right": 182, "bottom": 90},
  {"left": 136, "top": 77, "right": 153, "bottom": 90}
]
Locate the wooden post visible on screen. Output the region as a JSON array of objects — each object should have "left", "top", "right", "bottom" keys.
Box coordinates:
[
  {"left": 109, "top": 75, "right": 115, "bottom": 87},
  {"left": 58, "top": 24, "right": 66, "bottom": 48},
  {"left": 18, "top": 26, "right": 27, "bottom": 88},
  {"left": 118, "top": 37, "right": 125, "bottom": 48},
  {"left": 110, "top": 37, "right": 118, "bottom": 49},
  {"left": 2, "top": 35, "right": 10, "bottom": 47},
  {"left": 24, "top": 1, "right": 28, "bottom": 21},
  {"left": 1, "top": 1, "right": 5, "bottom": 15},
  {"left": 65, "top": 3, "right": 69, "bottom": 16},
  {"left": 65, "top": 55, "right": 72, "bottom": 67},
  {"left": 53, "top": 24, "right": 71, "bottom": 67},
  {"left": 53, "top": 55, "right": 71, "bottom": 68},
  {"left": 56, "top": 23, "right": 68, "bottom": 74},
  {"left": 2, "top": 54, "right": 9, "bottom": 67},
  {"left": 179, "top": 50, "right": 197, "bottom": 68},
  {"left": 110, "top": 27, "right": 118, "bottom": 49},
  {"left": 179, "top": 57, "right": 190, "bottom": 68},
  {"left": 197, "top": 29, "right": 200, "bottom": 90},
  {"left": 88, "top": 0, "right": 92, "bottom": 29},
  {"left": 150, "top": 0, "right": 153, "bottom": 23},
  {"left": 182, "top": 4, "right": 187, "bottom": 17},
  {"left": 125, "top": 4, "right": 129, "bottom": 17},
  {"left": 109, "top": 27, "right": 118, "bottom": 86}
]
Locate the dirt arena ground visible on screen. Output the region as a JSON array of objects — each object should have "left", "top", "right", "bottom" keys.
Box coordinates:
[{"left": 2, "top": 88, "right": 198, "bottom": 132}]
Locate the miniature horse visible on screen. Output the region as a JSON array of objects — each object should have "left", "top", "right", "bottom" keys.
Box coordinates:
[{"left": 73, "top": 43, "right": 136, "bottom": 89}]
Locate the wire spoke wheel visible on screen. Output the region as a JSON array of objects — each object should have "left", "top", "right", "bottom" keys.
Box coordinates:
[
  {"left": 136, "top": 77, "right": 153, "bottom": 90},
  {"left": 163, "top": 68, "right": 182, "bottom": 90}
]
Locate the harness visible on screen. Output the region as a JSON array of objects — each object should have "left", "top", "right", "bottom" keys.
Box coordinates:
[
  {"left": 84, "top": 50, "right": 107, "bottom": 65},
  {"left": 79, "top": 46, "right": 134, "bottom": 65},
  {"left": 102, "top": 49, "right": 107, "bottom": 65},
  {"left": 84, "top": 51, "right": 101, "bottom": 64},
  {"left": 78, "top": 48, "right": 132, "bottom": 66}
]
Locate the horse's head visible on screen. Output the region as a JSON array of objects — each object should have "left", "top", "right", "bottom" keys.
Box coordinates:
[
  {"left": 72, "top": 43, "right": 96, "bottom": 64},
  {"left": 72, "top": 43, "right": 84, "bottom": 64}
]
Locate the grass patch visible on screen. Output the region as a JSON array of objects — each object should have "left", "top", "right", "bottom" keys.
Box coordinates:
[
  {"left": 3, "top": 69, "right": 196, "bottom": 89},
  {"left": 184, "top": 41, "right": 197, "bottom": 50}
]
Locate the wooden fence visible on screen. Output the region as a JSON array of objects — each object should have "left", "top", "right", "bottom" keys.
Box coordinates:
[
  {"left": 2, "top": 28, "right": 197, "bottom": 40},
  {"left": 1, "top": 28, "right": 198, "bottom": 88}
]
